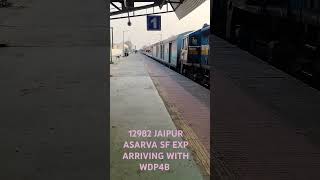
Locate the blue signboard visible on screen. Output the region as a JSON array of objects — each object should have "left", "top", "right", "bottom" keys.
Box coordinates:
[{"left": 147, "top": 15, "right": 161, "bottom": 31}]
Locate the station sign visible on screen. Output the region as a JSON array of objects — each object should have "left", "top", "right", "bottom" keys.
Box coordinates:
[{"left": 147, "top": 15, "right": 161, "bottom": 31}]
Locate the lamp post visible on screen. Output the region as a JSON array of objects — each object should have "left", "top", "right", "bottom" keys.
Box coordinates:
[
  {"left": 110, "top": 27, "right": 113, "bottom": 63},
  {"left": 123, "top": 30, "right": 129, "bottom": 56}
]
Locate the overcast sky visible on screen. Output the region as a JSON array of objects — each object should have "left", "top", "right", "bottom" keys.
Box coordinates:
[{"left": 110, "top": 0, "right": 210, "bottom": 49}]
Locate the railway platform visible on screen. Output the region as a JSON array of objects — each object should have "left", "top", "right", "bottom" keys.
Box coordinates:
[
  {"left": 0, "top": 0, "right": 108, "bottom": 179},
  {"left": 212, "top": 35, "right": 320, "bottom": 179},
  {"left": 110, "top": 53, "right": 210, "bottom": 179}
]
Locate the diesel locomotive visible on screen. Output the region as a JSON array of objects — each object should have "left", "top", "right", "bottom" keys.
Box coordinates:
[
  {"left": 212, "top": 0, "right": 320, "bottom": 89},
  {"left": 143, "top": 24, "right": 210, "bottom": 87}
]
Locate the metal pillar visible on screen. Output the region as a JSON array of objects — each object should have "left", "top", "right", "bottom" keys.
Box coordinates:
[{"left": 110, "top": 27, "right": 113, "bottom": 63}]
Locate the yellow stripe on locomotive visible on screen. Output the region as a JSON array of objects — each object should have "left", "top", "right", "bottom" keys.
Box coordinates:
[
  {"left": 201, "top": 45, "right": 209, "bottom": 56},
  {"left": 189, "top": 47, "right": 200, "bottom": 55}
]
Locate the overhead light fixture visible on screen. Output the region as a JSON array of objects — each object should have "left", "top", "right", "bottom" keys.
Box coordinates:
[
  {"left": 127, "top": 11, "right": 131, "bottom": 26},
  {"left": 123, "top": 0, "right": 134, "bottom": 8}
]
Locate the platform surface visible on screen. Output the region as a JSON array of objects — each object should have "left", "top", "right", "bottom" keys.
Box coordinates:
[
  {"left": 110, "top": 54, "right": 206, "bottom": 180},
  {"left": 212, "top": 35, "right": 320, "bottom": 179},
  {"left": 143, "top": 56, "right": 210, "bottom": 152},
  {"left": 0, "top": 0, "right": 108, "bottom": 179}
]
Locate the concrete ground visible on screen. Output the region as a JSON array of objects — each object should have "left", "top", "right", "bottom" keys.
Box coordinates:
[
  {"left": 144, "top": 56, "right": 210, "bottom": 152},
  {"left": 211, "top": 35, "right": 320, "bottom": 179},
  {"left": 0, "top": 0, "right": 108, "bottom": 179},
  {"left": 110, "top": 54, "right": 206, "bottom": 180}
]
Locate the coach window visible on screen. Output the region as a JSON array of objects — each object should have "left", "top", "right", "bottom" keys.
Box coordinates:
[
  {"left": 160, "top": 45, "right": 162, "bottom": 59},
  {"left": 182, "top": 39, "right": 185, "bottom": 49},
  {"left": 156, "top": 45, "right": 159, "bottom": 57},
  {"left": 162, "top": 44, "right": 164, "bottom": 59}
]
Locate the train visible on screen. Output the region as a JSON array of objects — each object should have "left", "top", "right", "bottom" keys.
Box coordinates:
[
  {"left": 143, "top": 24, "right": 210, "bottom": 87},
  {"left": 212, "top": 0, "right": 320, "bottom": 89}
]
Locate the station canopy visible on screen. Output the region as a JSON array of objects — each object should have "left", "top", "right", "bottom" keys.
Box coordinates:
[{"left": 110, "top": 0, "right": 207, "bottom": 20}]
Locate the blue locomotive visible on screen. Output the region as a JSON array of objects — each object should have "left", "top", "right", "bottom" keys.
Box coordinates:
[{"left": 143, "top": 24, "right": 210, "bottom": 87}]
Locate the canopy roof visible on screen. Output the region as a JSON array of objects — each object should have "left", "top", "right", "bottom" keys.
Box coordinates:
[
  {"left": 110, "top": 0, "right": 207, "bottom": 20},
  {"left": 173, "top": 0, "right": 207, "bottom": 19}
]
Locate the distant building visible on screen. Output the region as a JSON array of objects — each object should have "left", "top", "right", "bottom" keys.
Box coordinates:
[
  {"left": 124, "top": 41, "right": 133, "bottom": 51},
  {"left": 113, "top": 41, "right": 133, "bottom": 52}
]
